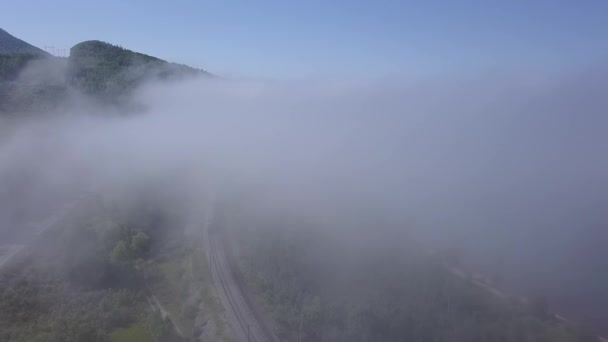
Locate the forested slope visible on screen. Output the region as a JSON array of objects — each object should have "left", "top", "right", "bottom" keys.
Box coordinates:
[
  {"left": 0, "top": 29, "right": 49, "bottom": 56},
  {"left": 68, "top": 40, "right": 210, "bottom": 100},
  {"left": 0, "top": 184, "right": 227, "bottom": 342},
  {"left": 226, "top": 204, "right": 596, "bottom": 342},
  {"left": 0, "top": 31, "right": 210, "bottom": 115}
]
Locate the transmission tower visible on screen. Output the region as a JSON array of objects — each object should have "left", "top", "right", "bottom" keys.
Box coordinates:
[{"left": 43, "top": 45, "right": 56, "bottom": 55}]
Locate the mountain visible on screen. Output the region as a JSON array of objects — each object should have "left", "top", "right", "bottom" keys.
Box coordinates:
[
  {"left": 0, "top": 29, "right": 51, "bottom": 83},
  {"left": 1, "top": 34, "right": 211, "bottom": 114},
  {"left": 68, "top": 40, "right": 210, "bottom": 99},
  {"left": 0, "top": 29, "right": 62, "bottom": 114},
  {"left": 0, "top": 28, "right": 49, "bottom": 56}
]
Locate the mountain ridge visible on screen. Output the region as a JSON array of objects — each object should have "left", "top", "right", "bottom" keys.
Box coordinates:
[
  {"left": 0, "top": 28, "right": 49, "bottom": 56},
  {"left": 68, "top": 40, "right": 210, "bottom": 99},
  {"left": 0, "top": 30, "right": 211, "bottom": 114}
]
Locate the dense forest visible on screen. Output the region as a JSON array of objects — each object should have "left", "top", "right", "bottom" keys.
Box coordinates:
[
  {"left": 0, "top": 30, "right": 210, "bottom": 115},
  {"left": 0, "top": 54, "right": 68, "bottom": 115},
  {"left": 0, "top": 186, "right": 222, "bottom": 342},
  {"left": 0, "top": 29, "right": 49, "bottom": 56},
  {"left": 68, "top": 40, "right": 208, "bottom": 100},
  {"left": 0, "top": 53, "right": 41, "bottom": 81}
]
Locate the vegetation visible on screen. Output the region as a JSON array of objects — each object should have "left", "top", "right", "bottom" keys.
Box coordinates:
[
  {"left": 0, "top": 180, "right": 232, "bottom": 341},
  {"left": 0, "top": 188, "right": 209, "bottom": 341},
  {"left": 0, "top": 53, "right": 67, "bottom": 114},
  {"left": 0, "top": 53, "right": 39, "bottom": 114},
  {"left": 0, "top": 29, "right": 49, "bottom": 56},
  {"left": 68, "top": 40, "right": 209, "bottom": 100},
  {"left": 146, "top": 222, "right": 233, "bottom": 341},
  {"left": 227, "top": 207, "right": 596, "bottom": 342},
  {"left": 109, "top": 324, "right": 153, "bottom": 342},
  {"left": 0, "top": 30, "right": 210, "bottom": 114},
  {"left": 0, "top": 261, "right": 144, "bottom": 341},
  {"left": 0, "top": 53, "right": 42, "bottom": 81}
]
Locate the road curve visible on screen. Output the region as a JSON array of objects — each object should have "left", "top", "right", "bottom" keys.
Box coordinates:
[{"left": 204, "top": 203, "right": 279, "bottom": 342}]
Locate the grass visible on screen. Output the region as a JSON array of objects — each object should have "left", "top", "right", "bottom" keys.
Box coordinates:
[
  {"left": 155, "top": 248, "right": 191, "bottom": 333},
  {"left": 148, "top": 231, "right": 233, "bottom": 341},
  {"left": 109, "top": 324, "right": 153, "bottom": 342}
]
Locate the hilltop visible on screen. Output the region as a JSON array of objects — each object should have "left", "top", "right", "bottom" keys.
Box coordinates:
[
  {"left": 68, "top": 40, "right": 210, "bottom": 99},
  {"left": 0, "top": 29, "right": 51, "bottom": 82},
  {"left": 0, "top": 32, "right": 211, "bottom": 114}
]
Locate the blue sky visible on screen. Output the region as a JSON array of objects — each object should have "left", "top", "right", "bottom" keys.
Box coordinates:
[{"left": 2, "top": 0, "right": 607, "bottom": 78}]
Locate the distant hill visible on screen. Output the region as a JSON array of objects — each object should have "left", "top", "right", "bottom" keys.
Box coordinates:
[
  {"left": 0, "top": 53, "right": 42, "bottom": 81},
  {"left": 0, "top": 56, "right": 67, "bottom": 115},
  {"left": 0, "top": 29, "right": 49, "bottom": 56},
  {"left": 0, "top": 30, "right": 62, "bottom": 114},
  {"left": 68, "top": 40, "right": 210, "bottom": 99},
  {"left": 0, "top": 29, "right": 51, "bottom": 83},
  {"left": 1, "top": 32, "right": 211, "bottom": 114}
]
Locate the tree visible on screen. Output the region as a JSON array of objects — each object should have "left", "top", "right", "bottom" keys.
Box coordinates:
[
  {"left": 131, "top": 231, "right": 150, "bottom": 256},
  {"left": 302, "top": 296, "right": 323, "bottom": 341},
  {"left": 146, "top": 312, "right": 176, "bottom": 342},
  {"left": 110, "top": 240, "right": 131, "bottom": 264}
]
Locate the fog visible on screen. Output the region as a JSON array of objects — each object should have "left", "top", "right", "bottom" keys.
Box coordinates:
[{"left": 1, "top": 68, "right": 607, "bottom": 328}]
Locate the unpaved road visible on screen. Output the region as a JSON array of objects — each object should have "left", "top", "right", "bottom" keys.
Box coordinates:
[{"left": 204, "top": 203, "right": 279, "bottom": 342}]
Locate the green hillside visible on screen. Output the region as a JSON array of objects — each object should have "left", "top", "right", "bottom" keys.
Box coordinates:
[
  {"left": 68, "top": 40, "right": 210, "bottom": 99},
  {"left": 228, "top": 205, "right": 597, "bottom": 342},
  {"left": 0, "top": 55, "right": 66, "bottom": 115},
  {"left": 0, "top": 29, "right": 49, "bottom": 56},
  {"left": 0, "top": 33, "right": 211, "bottom": 114},
  {"left": 0, "top": 29, "right": 50, "bottom": 83},
  {"left": 0, "top": 53, "right": 42, "bottom": 81}
]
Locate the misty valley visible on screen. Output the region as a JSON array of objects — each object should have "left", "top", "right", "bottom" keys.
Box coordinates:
[{"left": 0, "top": 27, "right": 607, "bottom": 342}]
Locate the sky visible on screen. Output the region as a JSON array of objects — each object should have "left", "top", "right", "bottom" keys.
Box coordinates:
[{"left": 1, "top": 0, "right": 608, "bottom": 78}]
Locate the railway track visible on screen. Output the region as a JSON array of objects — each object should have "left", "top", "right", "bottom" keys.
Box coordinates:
[{"left": 207, "top": 217, "right": 278, "bottom": 342}]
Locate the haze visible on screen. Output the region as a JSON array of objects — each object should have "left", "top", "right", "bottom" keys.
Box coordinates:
[{"left": 1, "top": 64, "right": 607, "bottom": 333}]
